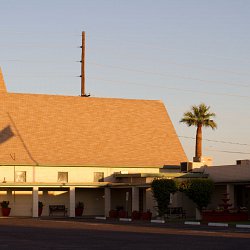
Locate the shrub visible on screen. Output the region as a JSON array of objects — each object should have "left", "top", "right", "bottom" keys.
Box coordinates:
[
  {"left": 151, "top": 178, "right": 177, "bottom": 217},
  {"left": 179, "top": 178, "right": 214, "bottom": 211}
]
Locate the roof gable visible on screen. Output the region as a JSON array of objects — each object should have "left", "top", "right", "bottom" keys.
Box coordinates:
[
  {"left": 0, "top": 68, "right": 7, "bottom": 94},
  {"left": 0, "top": 73, "right": 187, "bottom": 167}
]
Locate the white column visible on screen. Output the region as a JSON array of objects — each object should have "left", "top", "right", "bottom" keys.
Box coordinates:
[
  {"left": 7, "top": 189, "right": 12, "bottom": 199},
  {"left": 104, "top": 187, "right": 111, "bottom": 217},
  {"left": 32, "top": 186, "right": 39, "bottom": 218},
  {"left": 132, "top": 187, "right": 139, "bottom": 212},
  {"left": 227, "top": 184, "right": 235, "bottom": 208},
  {"left": 69, "top": 187, "right": 75, "bottom": 217}
]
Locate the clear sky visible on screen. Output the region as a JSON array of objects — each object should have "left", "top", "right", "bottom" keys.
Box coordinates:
[{"left": 0, "top": 0, "right": 250, "bottom": 165}]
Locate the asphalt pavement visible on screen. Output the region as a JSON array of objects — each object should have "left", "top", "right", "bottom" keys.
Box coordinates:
[{"left": 0, "top": 217, "right": 249, "bottom": 250}]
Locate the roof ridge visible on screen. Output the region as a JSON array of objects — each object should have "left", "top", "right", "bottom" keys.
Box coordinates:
[
  {"left": 0, "top": 67, "right": 7, "bottom": 94},
  {"left": 8, "top": 92, "right": 162, "bottom": 102}
]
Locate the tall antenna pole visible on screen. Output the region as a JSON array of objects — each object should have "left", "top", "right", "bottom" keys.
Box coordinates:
[{"left": 81, "top": 31, "right": 85, "bottom": 97}]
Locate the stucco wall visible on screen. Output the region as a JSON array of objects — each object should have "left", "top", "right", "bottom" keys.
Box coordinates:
[
  {"left": 0, "top": 165, "right": 159, "bottom": 183},
  {"left": 208, "top": 185, "right": 227, "bottom": 210}
]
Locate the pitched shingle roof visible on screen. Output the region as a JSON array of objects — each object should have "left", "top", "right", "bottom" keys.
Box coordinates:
[
  {"left": 0, "top": 68, "right": 7, "bottom": 94},
  {"left": 0, "top": 69, "right": 187, "bottom": 167}
]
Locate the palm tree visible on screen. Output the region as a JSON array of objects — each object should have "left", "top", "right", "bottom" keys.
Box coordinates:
[{"left": 180, "top": 103, "right": 217, "bottom": 161}]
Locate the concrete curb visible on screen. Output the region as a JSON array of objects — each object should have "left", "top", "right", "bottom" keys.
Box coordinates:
[
  {"left": 95, "top": 217, "right": 106, "bottom": 220},
  {"left": 208, "top": 222, "right": 228, "bottom": 227},
  {"left": 184, "top": 221, "right": 200, "bottom": 225},
  {"left": 236, "top": 224, "right": 250, "bottom": 229},
  {"left": 119, "top": 218, "right": 132, "bottom": 222},
  {"left": 93, "top": 217, "right": 250, "bottom": 229},
  {"left": 151, "top": 219, "right": 165, "bottom": 224}
]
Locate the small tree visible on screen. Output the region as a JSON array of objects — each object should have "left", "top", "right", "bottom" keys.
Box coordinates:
[
  {"left": 180, "top": 103, "right": 217, "bottom": 160},
  {"left": 179, "top": 178, "right": 214, "bottom": 211},
  {"left": 151, "top": 178, "right": 177, "bottom": 217}
]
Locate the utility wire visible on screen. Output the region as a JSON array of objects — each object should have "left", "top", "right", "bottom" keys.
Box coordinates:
[
  {"left": 2, "top": 54, "right": 250, "bottom": 77},
  {"left": 179, "top": 136, "right": 250, "bottom": 146},
  {"left": 7, "top": 75, "right": 75, "bottom": 78},
  {"left": 1, "top": 31, "right": 250, "bottom": 63},
  {"left": 4, "top": 72, "right": 250, "bottom": 99},
  {"left": 88, "top": 76, "right": 250, "bottom": 99},
  {"left": 90, "top": 62, "right": 250, "bottom": 88},
  {"left": 206, "top": 149, "right": 250, "bottom": 155},
  {"left": 0, "top": 30, "right": 80, "bottom": 36},
  {"left": 0, "top": 59, "right": 77, "bottom": 64},
  {"left": 1, "top": 31, "right": 250, "bottom": 64},
  {"left": 0, "top": 44, "right": 78, "bottom": 49},
  {"left": 90, "top": 36, "right": 250, "bottom": 63},
  {"left": 133, "top": 57, "right": 250, "bottom": 77}
]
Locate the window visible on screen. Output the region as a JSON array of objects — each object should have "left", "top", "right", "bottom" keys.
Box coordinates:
[
  {"left": 15, "top": 171, "right": 26, "bottom": 182},
  {"left": 58, "top": 172, "right": 68, "bottom": 183},
  {"left": 93, "top": 172, "right": 104, "bottom": 182}
]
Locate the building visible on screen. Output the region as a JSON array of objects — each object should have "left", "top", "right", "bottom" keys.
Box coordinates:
[
  {"left": 202, "top": 159, "right": 250, "bottom": 214},
  {"left": 0, "top": 68, "right": 187, "bottom": 217}
]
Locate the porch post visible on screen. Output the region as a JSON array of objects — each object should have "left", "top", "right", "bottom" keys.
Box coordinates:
[
  {"left": 32, "top": 186, "right": 39, "bottom": 218},
  {"left": 69, "top": 187, "right": 75, "bottom": 217},
  {"left": 227, "top": 184, "right": 235, "bottom": 208},
  {"left": 104, "top": 187, "right": 111, "bottom": 217},
  {"left": 132, "top": 187, "right": 139, "bottom": 212},
  {"left": 6, "top": 189, "right": 12, "bottom": 199}
]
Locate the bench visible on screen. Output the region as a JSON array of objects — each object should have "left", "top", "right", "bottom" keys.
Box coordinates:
[
  {"left": 49, "top": 205, "right": 68, "bottom": 216},
  {"left": 166, "top": 207, "right": 186, "bottom": 219}
]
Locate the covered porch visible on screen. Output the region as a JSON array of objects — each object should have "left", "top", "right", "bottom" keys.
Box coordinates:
[{"left": 0, "top": 182, "right": 152, "bottom": 218}]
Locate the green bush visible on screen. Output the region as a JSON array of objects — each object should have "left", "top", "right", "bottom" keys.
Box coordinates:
[
  {"left": 151, "top": 178, "right": 177, "bottom": 217},
  {"left": 179, "top": 178, "right": 214, "bottom": 211}
]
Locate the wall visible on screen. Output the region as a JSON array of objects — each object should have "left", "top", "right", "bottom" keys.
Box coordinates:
[
  {"left": 172, "top": 191, "right": 196, "bottom": 218},
  {"left": 0, "top": 165, "right": 159, "bottom": 184},
  {"left": 146, "top": 188, "right": 157, "bottom": 216},
  {"left": 111, "top": 188, "right": 132, "bottom": 215},
  {"left": 208, "top": 185, "right": 227, "bottom": 210},
  {"left": 75, "top": 188, "right": 104, "bottom": 216}
]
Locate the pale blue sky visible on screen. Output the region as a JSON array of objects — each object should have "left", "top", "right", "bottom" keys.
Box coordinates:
[{"left": 1, "top": 0, "right": 250, "bottom": 165}]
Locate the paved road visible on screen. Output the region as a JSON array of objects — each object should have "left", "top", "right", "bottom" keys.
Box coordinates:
[{"left": 0, "top": 218, "right": 249, "bottom": 249}]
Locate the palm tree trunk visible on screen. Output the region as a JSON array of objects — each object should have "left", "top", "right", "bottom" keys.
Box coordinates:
[{"left": 195, "top": 124, "right": 202, "bottom": 160}]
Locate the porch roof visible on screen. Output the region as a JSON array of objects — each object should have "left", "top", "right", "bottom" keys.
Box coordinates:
[
  {"left": 113, "top": 172, "right": 208, "bottom": 178},
  {"left": 0, "top": 182, "right": 150, "bottom": 188}
]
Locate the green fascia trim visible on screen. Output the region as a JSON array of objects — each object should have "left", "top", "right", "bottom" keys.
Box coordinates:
[
  {"left": 107, "top": 183, "right": 151, "bottom": 188},
  {"left": 114, "top": 174, "right": 142, "bottom": 178},
  {"left": 161, "top": 165, "right": 181, "bottom": 169},
  {"left": 114, "top": 172, "right": 206, "bottom": 179},
  {"left": 175, "top": 173, "right": 209, "bottom": 178}
]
